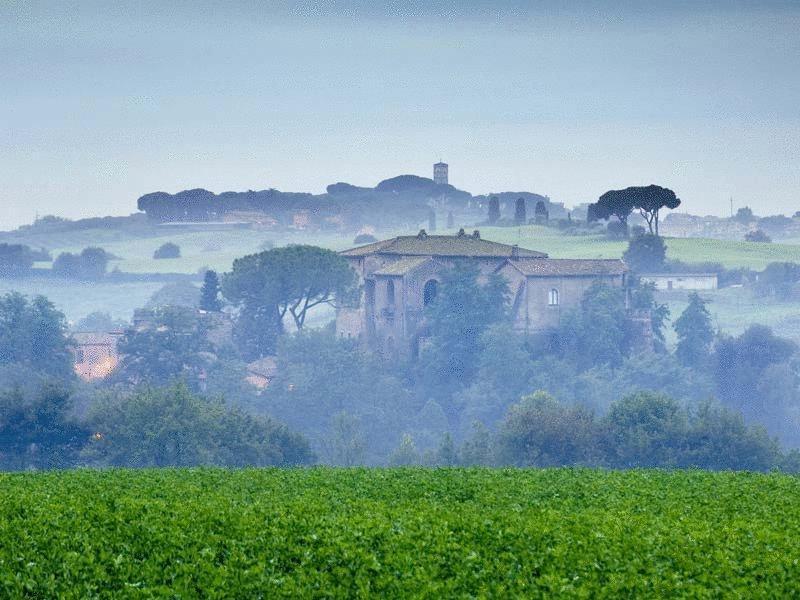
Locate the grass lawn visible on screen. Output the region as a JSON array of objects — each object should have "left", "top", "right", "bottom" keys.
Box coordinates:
[
  {"left": 1, "top": 468, "right": 798, "bottom": 597},
  {"left": 658, "top": 287, "right": 800, "bottom": 347},
  {"left": 482, "top": 224, "right": 800, "bottom": 269}
]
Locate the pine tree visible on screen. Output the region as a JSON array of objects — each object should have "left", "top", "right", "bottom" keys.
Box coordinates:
[
  {"left": 514, "top": 197, "right": 527, "bottom": 225},
  {"left": 674, "top": 292, "right": 713, "bottom": 367},
  {"left": 199, "top": 270, "right": 222, "bottom": 312}
]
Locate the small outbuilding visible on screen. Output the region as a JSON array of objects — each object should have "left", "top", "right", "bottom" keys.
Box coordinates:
[{"left": 638, "top": 273, "right": 718, "bottom": 291}]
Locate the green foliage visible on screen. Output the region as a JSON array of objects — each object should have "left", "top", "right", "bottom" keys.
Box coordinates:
[
  {"left": 745, "top": 229, "right": 772, "bottom": 243},
  {"left": 325, "top": 411, "right": 367, "bottom": 467},
  {"left": 714, "top": 324, "right": 797, "bottom": 417},
  {"left": 734, "top": 206, "right": 755, "bottom": 224},
  {"left": 623, "top": 232, "right": 667, "bottom": 273},
  {"left": 603, "top": 391, "right": 687, "bottom": 468},
  {"left": 153, "top": 242, "right": 181, "bottom": 259},
  {"left": 146, "top": 281, "right": 200, "bottom": 309},
  {"left": 3, "top": 468, "right": 800, "bottom": 596},
  {"left": 513, "top": 197, "right": 526, "bottom": 225},
  {"left": 684, "top": 401, "right": 779, "bottom": 471},
  {"left": 0, "top": 384, "right": 89, "bottom": 470},
  {"left": 497, "top": 391, "right": 599, "bottom": 467},
  {"left": 73, "top": 311, "right": 127, "bottom": 332},
  {"left": 223, "top": 245, "right": 357, "bottom": 358},
  {"left": 754, "top": 262, "right": 800, "bottom": 299},
  {"left": 674, "top": 292, "right": 714, "bottom": 366},
  {"left": 487, "top": 195, "right": 500, "bottom": 224},
  {"left": 82, "top": 383, "right": 314, "bottom": 468},
  {"left": 419, "top": 262, "right": 508, "bottom": 392},
  {"left": 458, "top": 421, "right": 494, "bottom": 465},
  {"left": 265, "top": 330, "right": 409, "bottom": 463},
  {"left": 556, "top": 283, "right": 628, "bottom": 370},
  {"left": 0, "top": 243, "right": 35, "bottom": 276},
  {"left": 115, "top": 306, "right": 211, "bottom": 387},
  {"left": 52, "top": 246, "right": 110, "bottom": 279},
  {"left": 0, "top": 293, "right": 73, "bottom": 379},
  {"left": 199, "top": 269, "right": 222, "bottom": 311},
  {"left": 629, "top": 281, "right": 670, "bottom": 352},
  {"left": 388, "top": 433, "right": 420, "bottom": 466},
  {"left": 590, "top": 185, "right": 680, "bottom": 235}
]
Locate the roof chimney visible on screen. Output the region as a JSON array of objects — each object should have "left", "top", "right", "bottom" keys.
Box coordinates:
[
  {"left": 473, "top": 230, "right": 480, "bottom": 239},
  {"left": 511, "top": 244, "right": 519, "bottom": 259}
]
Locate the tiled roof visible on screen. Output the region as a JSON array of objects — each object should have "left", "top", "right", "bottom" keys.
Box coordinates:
[
  {"left": 340, "top": 233, "right": 547, "bottom": 258},
  {"left": 505, "top": 258, "right": 628, "bottom": 277},
  {"left": 247, "top": 356, "right": 278, "bottom": 378},
  {"left": 373, "top": 257, "right": 432, "bottom": 276}
]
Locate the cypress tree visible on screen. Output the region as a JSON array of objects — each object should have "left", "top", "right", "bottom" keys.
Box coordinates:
[
  {"left": 199, "top": 270, "right": 222, "bottom": 312},
  {"left": 488, "top": 196, "right": 500, "bottom": 224},
  {"left": 514, "top": 197, "right": 527, "bottom": 225}
]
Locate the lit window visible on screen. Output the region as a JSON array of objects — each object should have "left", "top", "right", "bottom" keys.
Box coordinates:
[{"left": 549, "top": 288, "right": 559, "bottom": 306}]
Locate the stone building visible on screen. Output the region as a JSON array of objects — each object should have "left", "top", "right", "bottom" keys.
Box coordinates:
[
  {"left": 433, "top": 162, "right": 449, "bottom": 185},
  {"left": 70, "top": 331, "right": 124, "bottom": 381},
  {"left": 336, "top": 229, "right": 627, "bottom": 353}
]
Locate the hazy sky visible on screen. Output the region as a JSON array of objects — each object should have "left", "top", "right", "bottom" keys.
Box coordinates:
[{"left": 2, "top": 1, "right": 799, "bottom": 228}]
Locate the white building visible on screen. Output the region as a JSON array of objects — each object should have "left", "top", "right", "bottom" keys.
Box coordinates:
[
  {"left": 639, "top": 273, "right": 718, "bottom": 291},
  {"left": 433, "top": 162, "right": 448, "bottom": 185}
]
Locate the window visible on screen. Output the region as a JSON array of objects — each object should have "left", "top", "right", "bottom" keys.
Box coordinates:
[
  {"left": 423, "top": 279, "right": 438, "bottom": 306},
  {"left": 387, "top": 279, "right": 395, "bottom": 305},
  {"left": 548, "top": 288, "right": 559, "bottom": 306}
]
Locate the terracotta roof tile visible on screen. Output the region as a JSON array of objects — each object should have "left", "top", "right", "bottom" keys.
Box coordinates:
[
  {"left": 373, "top": 257, "right": 432, "bottom": 276},
  {"left": 505, "top": 258, "right": 628, "bottom": 276},
  {"left": 341, "top": 234, "right": 547, "bottom": 258}
]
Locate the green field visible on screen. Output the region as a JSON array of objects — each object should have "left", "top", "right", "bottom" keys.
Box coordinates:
[
  {"left": 9, "top": 222, "right": 800, "bottom": 276},
  {"left": 483, "top": 224, "right": 800, "bottom": 269},
  {"left": 1, "top": 468, "right": 799, "bottom": 597}
]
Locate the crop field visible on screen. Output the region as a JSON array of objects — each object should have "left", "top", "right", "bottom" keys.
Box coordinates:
[{"left": 1, "top": 468, "right": 799, "bottom": 597}]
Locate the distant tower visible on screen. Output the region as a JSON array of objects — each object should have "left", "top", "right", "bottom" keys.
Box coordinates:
[{"left": 433, "top": 161, "right": 448, "bottom": 186}]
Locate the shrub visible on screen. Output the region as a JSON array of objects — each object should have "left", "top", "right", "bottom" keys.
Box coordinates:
[
  {"left": 154, "top": 242, "right": 181, "bottom": 259},
  {"left": 745, "top": 229, "right": 771, "bottom": 243}
]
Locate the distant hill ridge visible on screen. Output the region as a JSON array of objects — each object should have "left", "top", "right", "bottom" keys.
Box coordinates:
[{"left": 136, "top": 174, "right": 562, "bottom": 229}]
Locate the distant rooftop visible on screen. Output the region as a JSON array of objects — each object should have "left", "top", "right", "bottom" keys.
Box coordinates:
[{"left": 341, "top": 230, "right": 547, "bottom": 259}]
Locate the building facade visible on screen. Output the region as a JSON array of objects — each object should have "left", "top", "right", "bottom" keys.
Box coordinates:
[{"left": 336, "top": 230, "right": 627, "bottom": 354}]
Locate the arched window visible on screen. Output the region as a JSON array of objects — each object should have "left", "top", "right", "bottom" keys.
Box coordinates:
[
  {"left": 387, "top": 279, "right": 395, "bottom": 305},
  {"left": 423, "top": 279, "right": 438, "bottom": 306},
  {"left": 549, "top": 288, "right": 559, "bottom": 306}
]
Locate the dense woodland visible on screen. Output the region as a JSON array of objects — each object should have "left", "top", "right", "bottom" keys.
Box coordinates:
[{"left": 2, "top": 231, "right": 800, "bottom": 471}]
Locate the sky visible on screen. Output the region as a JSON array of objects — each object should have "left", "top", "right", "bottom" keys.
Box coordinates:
[{"left": 2, "top": 1, "right": 799, "bottom": 228}]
